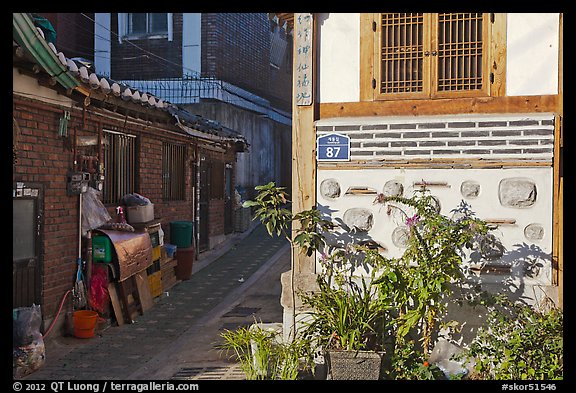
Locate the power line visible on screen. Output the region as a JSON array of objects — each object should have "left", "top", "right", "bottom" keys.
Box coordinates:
[
  {"left": 81, "top": 13, "right": 202, "bottom": 78},
  {"left": 74, "top": 13, "right": 291, "bottom": 118}
]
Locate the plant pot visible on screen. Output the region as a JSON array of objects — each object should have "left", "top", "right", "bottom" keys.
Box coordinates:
[{"left": 326, "top": 350, "right": 384, "bottom": 380}]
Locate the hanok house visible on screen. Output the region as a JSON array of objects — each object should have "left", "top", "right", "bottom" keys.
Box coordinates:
[
  {"left": 276, "top": 13, "right": 563, "bottom": 339},
  {"left": 13, "top": 13, "right": 248, "bottom": 336}
]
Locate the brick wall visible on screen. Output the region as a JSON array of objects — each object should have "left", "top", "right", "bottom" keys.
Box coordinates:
[
  {"left": 108, "top": 13, "right": 292, "bottom": 111},
  {"left": 40, "top": 13, "right": 95, "bottom": 61},
  {"left": 13, "top": 97, "right": 225, "bottom": 321},
  {"left": 202, "top": 13, "right": 270, "bottom": 97},
  {"left": 13, "top": 99, "right": 83, "bottom": 319},
  {"left": 110, "top": 13, "right": 183, "bottom": 79}
]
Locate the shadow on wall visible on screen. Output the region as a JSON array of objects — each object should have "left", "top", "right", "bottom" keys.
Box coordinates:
[
  {"left": 316, "top": 200, "right": 553, "bottom": 347},
  {"left": 446, "top": 241, "right": 552, "bottom": 345}
]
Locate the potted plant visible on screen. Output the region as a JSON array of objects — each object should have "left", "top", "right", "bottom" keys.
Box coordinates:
[
  {"left": 298, "top": 244, "right": 393, "bottom": 380},
  {"left": 217, "top": 321, "right": 316, "bottom": 380}
]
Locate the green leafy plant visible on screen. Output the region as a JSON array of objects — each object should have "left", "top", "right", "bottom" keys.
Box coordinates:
[
  {"left": 299, "top": 249, "right": 391, "bottom": 351},
  {"left": 242, "top": 182, "right": 333, "bottom": 256},
  {"left": 242, "top": 182, "right": 334, "bottom": 341},
  {"left": 242, "top": 182, "right": 560, "bottom": 381},
  {"left": 217, "top": 322, "right": 315, "bottom": 380},
  {"left": 456, "top": 294, "right": 563, "bottom": 380},
  {"left": 386, "top": 337, "right": 445, "bottom": 380},
  {"left": 372, "top": 188, "right": 494, "bottom": 357}
]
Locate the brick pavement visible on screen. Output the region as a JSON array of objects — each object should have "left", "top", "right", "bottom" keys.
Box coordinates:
[{"left": 22, "top": 223, "right": 289, "bottom": 381}]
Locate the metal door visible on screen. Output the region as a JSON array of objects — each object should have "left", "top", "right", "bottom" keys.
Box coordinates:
[{"left": 13, "top": 183, "right": 43, "bottom": 308}]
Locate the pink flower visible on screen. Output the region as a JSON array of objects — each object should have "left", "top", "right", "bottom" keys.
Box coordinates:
[{"left": 406, "top": 214, "right": 420, "bottom": 228}]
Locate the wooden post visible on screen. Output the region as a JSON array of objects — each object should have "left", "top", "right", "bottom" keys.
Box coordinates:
[
  {"left": 292, "top": 13, "right": 317, "bottom": 275},
  {"left": 553, "top": 14, "right": 563, "bottom": 309},
  {"left": 280, "top": 13, "right": 319, "bottom": 342}
]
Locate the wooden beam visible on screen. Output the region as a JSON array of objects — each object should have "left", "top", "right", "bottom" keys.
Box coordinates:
[
  {"left": 359, "top": 13, "right": 375, "bottom": 101},
  {"left": 554, "top": 14, "right": 563, "bottom": 309},
  {"left": 292, "top": 13, "right": 317, "bottom": 275},
  {"left": 490, "top": 13, "right": 507, "bottom": 96},
  {"left": 552, "top": 115, "right": 562, "bottom": 306},
  {"left": 319, "top": 95, "right": 560, "bottom": 118},
  {"left": 318, "top": 158, "right": 552, "bottom": 171}
]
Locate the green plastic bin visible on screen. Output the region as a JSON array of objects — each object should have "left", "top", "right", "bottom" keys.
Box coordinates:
[{"left": 170, "top": 221, "right": 194, "bottom": 248}]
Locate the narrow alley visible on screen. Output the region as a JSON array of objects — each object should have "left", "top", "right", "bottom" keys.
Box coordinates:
[{"left": 23, "top": 223, "right": 289, "bottom": 380}]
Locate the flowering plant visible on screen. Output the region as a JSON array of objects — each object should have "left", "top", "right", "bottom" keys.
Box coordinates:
[{"left": 371, "top": 187, "right": 495, "bottom": 357}]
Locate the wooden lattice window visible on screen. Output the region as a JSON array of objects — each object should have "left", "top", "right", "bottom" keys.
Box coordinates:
[
  {"left": 372, "top": 13, "right": 491, "bottom": 100},
  {"left": 437, "top": 13, "right": 485, "bottom": 92}
]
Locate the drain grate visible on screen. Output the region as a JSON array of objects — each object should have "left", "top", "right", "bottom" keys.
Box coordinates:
[{"left": 171, "top": 365, "right": 245, "bottom": 380}]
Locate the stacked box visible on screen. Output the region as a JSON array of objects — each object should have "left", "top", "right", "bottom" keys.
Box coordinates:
[
  {"left": 148, "top": 271, "right": 162, "bottom": 298},
  {"left": 161, "top": 257, "right": 178, "bottom": 291},
  {"left": 146, "top": 260, "right": 162, "bottom": 298}
]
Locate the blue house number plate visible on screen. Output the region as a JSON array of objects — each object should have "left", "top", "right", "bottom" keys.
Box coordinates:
[{"left": 317, "top": 133, "right": 350, "bottom": 162}]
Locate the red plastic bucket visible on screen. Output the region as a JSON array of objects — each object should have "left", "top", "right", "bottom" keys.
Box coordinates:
[{"left": 73, "top": 310, "right": 98, "bottom": 338}]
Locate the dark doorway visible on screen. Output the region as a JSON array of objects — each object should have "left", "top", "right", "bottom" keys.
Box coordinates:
[
  {"left": 224, "top": 163, "right": 233, "bottom": 234},
  {"left": 198, "top": 157, "right": 209, "bottom": 252}
]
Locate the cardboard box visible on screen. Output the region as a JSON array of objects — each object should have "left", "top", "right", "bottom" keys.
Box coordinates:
[{"left": 126, "top": 203, "right": 154, "bottom": 224}]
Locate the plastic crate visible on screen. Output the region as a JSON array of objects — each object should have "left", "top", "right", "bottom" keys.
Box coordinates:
[
  {"left": 152, "top": 245, "right": 161, "bottom": 261},
  {"left": 147, "top": 271, "right": 162, "bottom": 298}
]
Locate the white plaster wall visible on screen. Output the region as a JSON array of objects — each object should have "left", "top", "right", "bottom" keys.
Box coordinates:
[
  {"left": 13, "top": 68, "right": 75, "bottom": 107},
  {"left": 94, "top": 13, "right": 111, "bottom": 76},
  {"left": 317, "top": 13, "right": 560, "bottom": 103},
  {"left": 506, "top": 13, "right": 560, "bottom": 96},
  {"left": 182, "top": 13, "right": 202, "bottom": 75},
  {"left": 317, "top": 167, "right": 553, "bottom": 289},
  {"left": 318, "top": 13, "right": 359, "bottom": 103}
]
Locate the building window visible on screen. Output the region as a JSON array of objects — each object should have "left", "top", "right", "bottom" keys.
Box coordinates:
[
  {"left": 162, "top": 142, "right": 186, "bottom": 201},
  {"left": 367, "top": 13, "right": 492, "bottom": 100},
  {"left": 102, "top": 130, "right": 137, "bottom": 205},
  {"left": 118, "top": 13, "right": 173, "bottom": 41}
]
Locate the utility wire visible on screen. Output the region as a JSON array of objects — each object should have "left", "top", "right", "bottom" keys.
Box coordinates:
[{"left": 76, "top": 13, "right": 291, "bottom": 118}]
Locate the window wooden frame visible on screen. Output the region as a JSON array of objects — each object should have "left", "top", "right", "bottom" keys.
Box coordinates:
[
  {"left": 361, "top": 13, "right": 506, "bottom": 101},
  {"left": 118, "top": 13, "right": 173, "bottom": 42}
]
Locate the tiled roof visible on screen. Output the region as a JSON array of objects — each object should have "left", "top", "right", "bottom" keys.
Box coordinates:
[{"left": 14, "top": 13, "right": 248, "bottom": 149}]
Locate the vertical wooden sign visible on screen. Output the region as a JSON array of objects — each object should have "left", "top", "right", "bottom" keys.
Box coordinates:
[
  {"left": 295, "top": 13, "right": 313, "bottom": 106},
  {"left": 292, "top": 13, "right": 317, "bottom": 274}
]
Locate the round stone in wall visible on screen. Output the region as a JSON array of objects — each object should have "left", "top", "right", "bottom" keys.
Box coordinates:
[
  {"left": 383, "top": 180, "right": 404, "bottom": 197},
  {"left": 320, "top": 178, "right": 341, "bottom": 199},
  {"left": 460, "top": 180, "right": 481, "bottom": 199},
  {"left": 498, "top": 178, "right": 537, "bottom": 208},
  {"left": 391, "top": 226, "right": 410, "bottom": 248},
  {"left": 524, "top": 223, "right": 544, "bottom": 241},
  {"left": 343, "top": 208, "right": 373, "bottom": 232}
]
